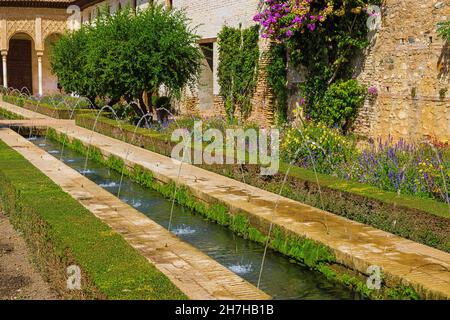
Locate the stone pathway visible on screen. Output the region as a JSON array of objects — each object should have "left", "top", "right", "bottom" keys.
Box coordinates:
[
  {"left": 0, "top": 127, "right": 269, "bottom": 300},
  {"left": 1, "top": 100, "right": 450, "bottom": 299}
]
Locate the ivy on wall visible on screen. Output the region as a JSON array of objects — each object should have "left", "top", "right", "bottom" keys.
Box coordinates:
[
  {"left": 217, "top": 25, "right": 260, "bottom": 119},
  {"left": 265, "top": 43, "right": 289, "bottom": 125}
]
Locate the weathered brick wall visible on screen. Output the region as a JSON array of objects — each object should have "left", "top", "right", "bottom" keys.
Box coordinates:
[
  {"left": 356, "top": 0, "right": 450, "bottom": 143},
  {"left": 247, "top": 39, "right": 275, "bottom": 127}
]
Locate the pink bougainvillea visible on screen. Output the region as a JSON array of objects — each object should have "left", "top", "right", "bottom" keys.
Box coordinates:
[{"left": 253, "top": 0, "right": 334, "bottom": 41}]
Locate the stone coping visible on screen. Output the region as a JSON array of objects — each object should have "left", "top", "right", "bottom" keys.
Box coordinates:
[
  {"left": 0, "top": 128, "right": 270, "bottom": 300},
  {"left": 1, "top": 101, "right": 450, "bottom": 299}
]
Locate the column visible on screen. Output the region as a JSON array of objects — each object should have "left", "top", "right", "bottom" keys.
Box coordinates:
[
  {"left": 37, "top": 52, "right": 43, "bottom": 96},
  {"left": 212, "top": 42, "right": 220, "bottom": 96},
  {"left": 1, "top": 51, "right": 7, "bottom": 88}
]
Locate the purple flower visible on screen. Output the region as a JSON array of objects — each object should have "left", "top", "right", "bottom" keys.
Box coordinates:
[
  {"left": 307, "top": 23, "right": 316, "bottom": 31},
  {"left": 368, "top": 86, "right": 378, "bottom": 95}
]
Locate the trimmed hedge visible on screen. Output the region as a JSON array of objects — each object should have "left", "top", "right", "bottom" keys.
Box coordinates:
[
  {"left": 47, "top": 128, "right": 423, "bottom": 300},
  {"left": 2, "top": 95, "right": 95, "bottom": 119},
  {"left": 0, "top": 139, "right": 186, "bottom": 300},
  {"left": 75, "top": 113, "right": 450, "bottom": 252}
]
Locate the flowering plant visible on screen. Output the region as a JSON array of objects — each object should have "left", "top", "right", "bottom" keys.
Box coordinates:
[
  {"left": 253, "top": 0, "right": 372, "bottom": 41},
  {"left": 281, "top": 116, "right": 356, "bottom": 173},
  {"left": 367, "top": 85, "right": 378, "bottom": 96},
  {"left": 254, "top": 0, "right": 334, "bottom": 40},
  {"left": 347, "top": 138, "right": 450, "bottom": 203},
  {"left": 255, "top": 1, "right": 379, "bottom": 127}
]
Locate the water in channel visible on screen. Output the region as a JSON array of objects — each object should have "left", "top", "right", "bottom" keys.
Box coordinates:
[{"left": 32, "top": 136, "right": 362, "bottom": 300}]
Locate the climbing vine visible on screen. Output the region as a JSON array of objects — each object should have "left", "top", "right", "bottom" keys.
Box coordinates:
[
  {"left": 254, "top": 0, "right": 380, "bottom": 129},
  {"left": 265, "top": 43, "right": 289, "bottom": 124},
  {"left": 217, "top": 25, "right": 260, "bottom": 119}
]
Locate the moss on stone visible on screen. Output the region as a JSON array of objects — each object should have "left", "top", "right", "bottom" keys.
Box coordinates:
[{"left": 47, "top": 131, "right": 425, "bottom": 300}]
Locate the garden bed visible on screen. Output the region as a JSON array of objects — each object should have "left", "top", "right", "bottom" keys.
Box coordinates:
[
  {"left": 0, "top": 139, "right": 186, "bottom": 300},
  {"left": 2, "top": 95, "right": 95, "bottom": 119},
  {"left": 75, "top": 113, "right": 450, "bottom": 253}
]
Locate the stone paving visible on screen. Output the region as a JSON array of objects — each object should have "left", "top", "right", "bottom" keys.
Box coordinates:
[
  {"left": 1, "top": 100, "right": 450, "bottom": 299},
  {"left": 0, "top": 127, "right": 270, "bottom": 300}
]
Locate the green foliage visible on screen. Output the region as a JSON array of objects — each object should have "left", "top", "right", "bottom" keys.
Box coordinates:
[
  {"left": 0, "top": 140, "right": 186, "bottom": 300},
  {"left": 284, "top": 1, "right": 378, "bottom": 128},
  {"left": 50, "top": 26, "right": 95, "bottom": 101},
  {"left": 270, "top": 226, "right": 336, "bottom": 269},
  {"left": 266, "top": 43, "right": 289, "bottom": 124},
  {"left": 51, "top": 4, "right": 202, "bottom": 113},
  {"left": 340, "top": 274, "right": 373, "bottom": 298},
  {"left": 217, "top": 25, "right": 260, "bottom": 119},
  {"left": 0, "top": 106, "right": 24, "bottom": 120},
  {"left": 316, "top": 79, "right": 367, "bottom": 131},
  {"left": 3, "top": 95, "right": 25, "bottom": 107},
  {"left": 387, "top": 285, "right": 420, "bottom": 300},
  {"left": 437, "top": 20, "right": 450, "bottom": 41}
]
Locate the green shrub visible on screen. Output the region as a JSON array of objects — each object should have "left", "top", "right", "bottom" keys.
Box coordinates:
[
  {"left": 0, "top": 140, "right": 186, "bottom": 300},
  {"left": 437, "top": 20, "right": 450, "bottom": 41},
  {"left": 315, "top": 79, "right": 367, "bottom": 131}
]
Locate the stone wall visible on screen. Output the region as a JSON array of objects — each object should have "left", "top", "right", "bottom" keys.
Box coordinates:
[{"left": 355, "top": 0, "right": 450, "bottom": 143}]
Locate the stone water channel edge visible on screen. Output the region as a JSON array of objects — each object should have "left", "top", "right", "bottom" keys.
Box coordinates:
[{"left": 0, "top": 100, "right": 449, "bottom": 300}]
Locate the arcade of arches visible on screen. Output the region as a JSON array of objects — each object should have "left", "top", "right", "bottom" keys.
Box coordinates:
[
  {"left": 0, "top": 3, "right": 69, "bottom": 95},
  {"left": 0, "top": 0, "right": 163, "bottom": 95}
]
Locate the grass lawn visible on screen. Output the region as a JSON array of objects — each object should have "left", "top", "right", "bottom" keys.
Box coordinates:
[{"left": 0, "top": 139, "right": 187, "bottom": 300}]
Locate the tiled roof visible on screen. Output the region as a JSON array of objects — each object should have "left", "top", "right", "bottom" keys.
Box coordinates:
[
  {"left": 0, "top": 0, "right": 76, "bottom": 8},
  {"left": 0, "top": 0, "right": 73, "bottom": 3}
]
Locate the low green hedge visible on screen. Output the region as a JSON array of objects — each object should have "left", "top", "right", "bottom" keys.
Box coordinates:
[
  {"left": 75, "top": 113, "right": 450, "bottom": 252},
  {"left": 2, "top": 95, "right": 96, "bottom": 119},
  {"left": 0, "top": 106, "right": 25, "bottom": 120},
  {"left": 48, "top": 128, "right": 423, "bottom": 300},
  {"left": 2, "top": 94, "right": 25, "bottom": 107},
  {"left": 0, "top": 139, "right": 186, "bottom": 300}
]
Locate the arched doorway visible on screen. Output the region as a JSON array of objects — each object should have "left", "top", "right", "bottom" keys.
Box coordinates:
[{"left": 8, "top": 33, "right": 34, "bottom": 93}]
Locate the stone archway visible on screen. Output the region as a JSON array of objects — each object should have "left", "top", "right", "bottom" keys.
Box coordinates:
[{"left": 7, "top": 33, "right": 34, "bottom": 94}]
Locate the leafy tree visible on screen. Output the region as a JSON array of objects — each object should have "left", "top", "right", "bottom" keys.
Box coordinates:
[
  {"left": 50, "top": 26, "right": 98, "bottom": 103},
  {"left": 51, "top": 4, "right": 202, "bottom": 116},
  {"left": 130, "top": 5, "right": 203, "bottom": 114}
]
